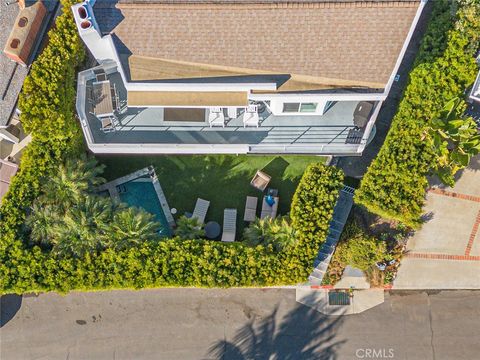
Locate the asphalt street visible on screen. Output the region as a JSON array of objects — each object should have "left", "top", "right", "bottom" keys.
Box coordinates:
[{"left": 1, "top": 289, "right": 480, "bottom": 360}]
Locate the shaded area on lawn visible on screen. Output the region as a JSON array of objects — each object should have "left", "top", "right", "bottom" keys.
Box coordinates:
[{"left": 98, "top": 155, "right": 325, "bottom": 234}]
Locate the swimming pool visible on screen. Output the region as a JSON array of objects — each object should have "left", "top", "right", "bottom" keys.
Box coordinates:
[{"left": 118, "top": 178, "right": 172, "bottom": 237}]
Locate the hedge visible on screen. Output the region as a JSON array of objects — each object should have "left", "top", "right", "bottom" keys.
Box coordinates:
[
  {"left": 1, "top": 0, "right": 85, "bottom": 247},
  {"left": 1, "top": 162, "right": 343, "bottom": 293},
  {"left": 355, "top": 0, "right": 480, "bottom": 227}
]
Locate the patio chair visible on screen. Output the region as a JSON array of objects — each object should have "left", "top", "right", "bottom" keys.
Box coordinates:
[
  {"left": 100, "top": 116, "right": 116, "bottom": 133},
  {"left": 243, "top": 196, "right": 258, "bottom": 222},
  {"left": 353, "top": 101, "right": 374, "bottom": 129},
  {"left": 250, "top": 170, "right": 271, "bottom": 191},
  {"left": 260, "top": 195, "right": 279, "bottom": 219},
  {"left": 192, "top": 198, "right": 210, "bottom": 224},
  {"left": 226, "top": 107, "right": 238, "bottom": 119},
  {"left": 222, "top": 208, "right": 237, "bottom": 242},
  {"left": 208, "top": 107, "right": 225, "bottom": 127},
  {"left": 243, "top": 105, "right": 259, "bottom": 128}
]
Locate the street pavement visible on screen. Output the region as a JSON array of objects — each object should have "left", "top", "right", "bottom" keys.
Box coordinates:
[{"left": 2, "top": 288, "right": 480, "bottom": 360}]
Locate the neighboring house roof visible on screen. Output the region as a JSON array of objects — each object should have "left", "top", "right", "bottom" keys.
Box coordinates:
[
  {"left": 0, "top": 2, "right": 29, "bottom": 127},
  {"left": 94, "top": 0, "right": 420, "bottom": 89},
  {"left": 0, "top": 159, "right": 19, "bottom": 201}
]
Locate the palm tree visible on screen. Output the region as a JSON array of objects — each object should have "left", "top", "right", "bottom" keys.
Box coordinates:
[
  {"left": 175, "top": 215, "right": 205, "bottom": 240},
  {"left": 243, "top": 216, "right": 297, "bottom": 252},
  {"left": 41, "top": 155, "right": 106, "bottom": 208},
  {"left": 268, "top": 216, "right": 297, "bottom": 252},
  {"left": 52, "top": 196, "right": 113, "bottom": 258},
  {"left": 425, "top": 97, "right": 480, "bottom": 186},
  {"left": 243, "top": 218, "right": 271, "bottom": 247},
  {"left": 25, "top": 202, "right": 59, "bottom": 246},
  {"left": 108, "top": 207, "right": 160, "bottom": 250}
]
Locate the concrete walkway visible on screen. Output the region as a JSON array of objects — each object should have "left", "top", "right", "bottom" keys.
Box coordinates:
[
  {"left": 296, "top": 287, "right": 384, "bottom": 316},
  {"left": 394, "top": 157, "right": 480, "bottom": 289}
]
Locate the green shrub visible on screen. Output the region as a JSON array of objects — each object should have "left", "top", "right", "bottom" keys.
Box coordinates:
[
  {"left": 355, "top": 0, "right": 480, "bottom": 227},
  {"left": 19, "top": 0, "right": 85, "bottom": 148},
  {"left": 336, "top": 232, "right": 386, "bottom": 272}
]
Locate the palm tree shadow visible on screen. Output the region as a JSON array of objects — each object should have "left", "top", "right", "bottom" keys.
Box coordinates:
[
  {"left": 207, "top": 304, "right": 345, "bottom": 360},
  {"left": 1, "top": 294, "right": 22, "bottom": 328}
]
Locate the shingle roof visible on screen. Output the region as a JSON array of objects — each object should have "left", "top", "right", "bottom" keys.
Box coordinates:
[
  {"left": 94, "top": 0, "right": 420, "bottom": 88},
  {"left": 0, "top": 2, "right": 29, "bottom": 126}
]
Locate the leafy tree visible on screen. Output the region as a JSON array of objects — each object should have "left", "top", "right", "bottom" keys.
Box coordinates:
[
  {"left": 175, "top": 216, "right": 205, "bottom": 240},
  {"left": 109, "top": 207, "right": 160, "bottom": 250},
  {"left": 425, "top": 97, "right": 480, "bottom": 186}
]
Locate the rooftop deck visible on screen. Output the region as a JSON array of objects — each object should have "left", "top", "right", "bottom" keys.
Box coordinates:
[{"left": 77, "top": 66, "right": 378, "bottom": 155}]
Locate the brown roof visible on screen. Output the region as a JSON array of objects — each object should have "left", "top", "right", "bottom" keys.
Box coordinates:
[
  {"left": 99, "top": 0, "right": 420, "bottom": 88},
  {"left": 0, "top": 160, "right": 19, "bottom": 201}
]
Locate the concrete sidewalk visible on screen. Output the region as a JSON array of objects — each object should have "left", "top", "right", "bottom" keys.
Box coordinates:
[{"left": 296, "top": 287, "right": 385, "bottom": 315}]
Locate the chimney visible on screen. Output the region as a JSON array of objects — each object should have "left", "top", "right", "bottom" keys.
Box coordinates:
[{"left": 18, "top": 0, "right": 25, "bottom": 10}]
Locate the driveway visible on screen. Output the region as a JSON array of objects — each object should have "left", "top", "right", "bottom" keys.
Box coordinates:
[
  {"left": 2, "top": 289, "right": 480, "bottom": 359},
  {"left": 394, "top": 156, "right": 480, "bottom": 289}
]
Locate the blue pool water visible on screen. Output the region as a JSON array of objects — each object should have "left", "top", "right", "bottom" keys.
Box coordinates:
[{"left": 118, "top": 180, "right": 172, "bottom": 237}]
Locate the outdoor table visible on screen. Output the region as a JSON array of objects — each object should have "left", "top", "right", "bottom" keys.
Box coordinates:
[
  {"left": 93, "top": 80, "right": 114, "bottom": 117},
  {"left": 205, "top": 221, "right": 221, "bottom": 239}
]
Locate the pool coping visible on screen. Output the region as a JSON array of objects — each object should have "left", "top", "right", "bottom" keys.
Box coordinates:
[{"left": 97, "top": 166, "right": 176, "bottom": 229}]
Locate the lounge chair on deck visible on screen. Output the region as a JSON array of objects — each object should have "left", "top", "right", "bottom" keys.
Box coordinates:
[
  {"left": 242, "top": 105, "right": 259, "bottom": 127},
  {"left": 250, "top": 170, "right": 271, "bottom": 191},
  {"left": 222, "top": 208, "right": 237, "bottom": 242},
  {"left": 260, "top": 195, "right": 279, "bottom": 219},
  {"left": 192, "top": 198, "right": 210, "bottom": 224},
  {"left": 208, "top": 107, "right": 225, "bottom": 127},
  {"left": 243, "top": 196, "right": 258, "bottom": 222}
]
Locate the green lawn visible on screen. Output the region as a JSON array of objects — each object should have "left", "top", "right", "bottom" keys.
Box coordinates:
[{"left": 98, "top": 155, "right": 325, "bottom": 235}]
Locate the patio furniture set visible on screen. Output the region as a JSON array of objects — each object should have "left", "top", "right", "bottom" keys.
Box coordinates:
[
  {"left": 189, "top": 197, "right": 237, "bottom": 242},
  {"left": 245, "top": 170, "right": 279, "bottom": 221},
  {"left": 208, "top": 104, "right": 260, "bottom": 128},
  {"left": 184, "top": 169, "right": 279, "bottom": 243},
  {"left": 86, "top": 69, "right": 122, "bottom": 133}
]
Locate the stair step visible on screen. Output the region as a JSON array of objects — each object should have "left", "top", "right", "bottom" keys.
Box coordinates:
[{"left": 316, "top": 262, "right": 329, "bottom": 272}]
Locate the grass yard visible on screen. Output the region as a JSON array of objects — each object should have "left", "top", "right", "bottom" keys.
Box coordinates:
[{"left": 98, "top": 155, "right": 325, "bottom": 235}]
